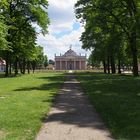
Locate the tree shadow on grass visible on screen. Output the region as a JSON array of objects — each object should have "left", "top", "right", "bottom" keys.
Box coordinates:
[
  {"left": 37, "top": 74, "right": 65, "bottom": 82},
  {"left": 77, "top": 73, "right": 140, "bottom": 140},
  {"left": 13, "top": 74, "right": 65, "bottom": 92},
  {"left": 14, "top": 82, "right": 61, "bottom": 92}
]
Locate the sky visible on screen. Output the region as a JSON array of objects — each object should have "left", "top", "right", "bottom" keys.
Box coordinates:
[{"left": 36, "top": 0, "right": 90, "bottom": 60}]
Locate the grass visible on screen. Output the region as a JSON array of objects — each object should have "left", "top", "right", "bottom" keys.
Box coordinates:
[
  {"left": 0, "top": 72, "right": 64, "bottom": 140},
  {"left": 77, "top": 72, "right": 140, "bottom": 140}
]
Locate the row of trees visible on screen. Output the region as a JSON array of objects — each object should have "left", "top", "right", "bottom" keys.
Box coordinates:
[
  {"left": 75, "top": 0, "right": 140, "bottom": 76},
  {"left": 0, "top": 0, "right": 49, "bottom": 76}
]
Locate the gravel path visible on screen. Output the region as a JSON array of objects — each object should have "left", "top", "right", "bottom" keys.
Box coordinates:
[{"left": 35, "top": 74, "right": 115, "bottom": 140}]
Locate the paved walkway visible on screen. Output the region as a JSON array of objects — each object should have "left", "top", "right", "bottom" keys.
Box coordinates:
[{"left": 35, "top": 74, "right": 115, "bottom": 140}]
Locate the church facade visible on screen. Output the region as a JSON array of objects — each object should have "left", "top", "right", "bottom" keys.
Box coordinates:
[{"left": 55, "top": 48, "right": 86, "bottom": 70}]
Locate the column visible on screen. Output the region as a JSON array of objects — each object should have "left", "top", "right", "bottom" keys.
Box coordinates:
[
  {"left": 84, "top": 61, "right": 86, "bottom": 70},
  {"left": 60, "top": 60, "right": 62, "bottom": 70},
  {"left": 55, "top": 61, "right": 57, "bottom": 70},
  {"left": 56, "top": 61, "right": 58, "bottom": 70},
  {"left": 66, "top": 61, "right": 67, "bottom": 70},
  {"left": 74, "top": 60, "right": 76, "bottom": 70},
  {"left": 79, "top": 61, "right": 81, "bottom": 70}
]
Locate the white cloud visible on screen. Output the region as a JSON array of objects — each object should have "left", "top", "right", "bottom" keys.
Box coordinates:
[
  {"left": 37, "top": 0, "right": 91, "bottom": 60},
  {"left": 37, "top": 26, "right": 89, "bottom": 59},
  {"left": 48, "top": 0, "right": 77, "bottom": 33}
]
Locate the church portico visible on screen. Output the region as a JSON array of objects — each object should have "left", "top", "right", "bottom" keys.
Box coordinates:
[{"left": 55, "top": 48, "right": 86, "bottom": 70}]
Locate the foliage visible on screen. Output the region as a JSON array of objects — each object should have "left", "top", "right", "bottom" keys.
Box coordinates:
[
  {"left": 0, "top": 0, "right": 50, "bottom": 76},
  {"left": 0, "top": 15, "right": 9, "bottom": 50},
  {"left": 49, "top": 59, "right": 55, "bottom": 65},
  {"left": 75, "top": 0, "right": 140, "bottom": 76},
  {"left": 43, "top": 55, "right": 48, "bottom": 68}
]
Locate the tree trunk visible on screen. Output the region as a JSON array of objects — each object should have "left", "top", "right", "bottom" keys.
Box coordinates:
[
  {"left": 19, "top": 61, "right": 23, "bottom": 74},
  {"left": 118, "top": 59, "right": 121, "bottom": 74},
  {"left": 27, "top": 61, "right": 30, "bottom": 74},
  {"left": 22, "top": 59, "right": 26, "bottom": 74},
  {"left": 32, "top": 61, "right": 36, "bottom": 73},
  {"left": 110, "top": 56, "right": 116, "bottom": 74},
  {"left": 9, "top": 60, "right": 12, "bottom": 75},
  {"left": 127, "top": 0, "right": 138, "bottom": 76},
  {"left": 14, "top": 57, "right": 18, "bottom": 75},
  {"left": 129, "top": 32, "right": 138, "bottom": 76},
  {"left": 107, "top": 56, "right": 110, "bottom": 74},
  {"left": 103, "top": 60, "right": 107, "bottom": 73}
]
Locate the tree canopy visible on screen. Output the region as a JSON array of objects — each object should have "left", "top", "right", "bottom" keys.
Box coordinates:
[
  {"left": 0, "top": 0, "right": 50, "bottom": 76},
  {"left": 75, "top": 0, "right": 140, "bottom": 76}
]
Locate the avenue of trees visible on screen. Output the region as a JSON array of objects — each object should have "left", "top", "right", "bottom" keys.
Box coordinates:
[
  {"left": 75, "top": 0, "right": 140, "bottom": 76},
  {"left": 0, "top": 0, "right": 49, "bottom": 76}
]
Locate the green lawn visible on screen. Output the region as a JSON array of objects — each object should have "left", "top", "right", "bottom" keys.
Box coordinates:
[
  {"left": 77, "top": 72, "right": 140, "bottom": 140},
  {"left": 0, "top": 72, "right": 64, "bottom": 140}
]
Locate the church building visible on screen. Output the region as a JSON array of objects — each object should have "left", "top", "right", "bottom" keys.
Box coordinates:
[{"left": 55, "top": 47, "right": 86, "bottom": 70}]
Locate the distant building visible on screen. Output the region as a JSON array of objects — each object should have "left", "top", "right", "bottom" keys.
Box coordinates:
[
  {"left": 0, "top": 59, "right": 6, "bottom": 72},
  {"left": 55, "top": 47, "right": 86, "bottom": 70}
]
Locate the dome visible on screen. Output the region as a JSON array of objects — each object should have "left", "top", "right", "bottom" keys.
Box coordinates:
[{"left": 64, "top": 48, "right": 78, "bottom": 57}]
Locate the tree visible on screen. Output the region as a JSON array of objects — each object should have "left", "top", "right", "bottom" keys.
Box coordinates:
[
  {"left": 30, "top": 45, "right": 45, "bottom": 73},
  {"left": 43, "top": 55, "right": 48, "bottom": 69},
  {"left": 49, "top": 59, "right": 55, "bottom": 65},
  {"left": 0, "top": 0, "right": 9, "bottom": 51},
  {"left": 0, "top": 0, "right": 50, "bottom": 76},
  {"left": 75, "top": 0, "right": 140, "bottom": 76}
]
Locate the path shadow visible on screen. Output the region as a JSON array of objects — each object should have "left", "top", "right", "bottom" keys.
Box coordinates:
[
  {"left": 14, "top": 83, "right": 60, "bottom": 92},
  {"left": 37, "top": 74, "right": 65, "bottom": 81},
  {"left": 41, "top": 74, "right": 114, "bottom": 139},
  {"left": 77, "top": 72, "right": 140, "bottom": 140},
  {"left": 13, "top": 74, "right": 64, "bottom": 93}
]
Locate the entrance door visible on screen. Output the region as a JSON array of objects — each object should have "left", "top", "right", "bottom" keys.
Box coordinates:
[
  {"left": 68, "top": 61, "right": 74, "bottom": 70},
  {"left": 69, "top": 64, "right": 72, "bottom": 70}
]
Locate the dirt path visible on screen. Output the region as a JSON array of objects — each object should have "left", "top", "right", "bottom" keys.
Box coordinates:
[{"left": 35, "top": 74, "right": 115, "bottom": 140}]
